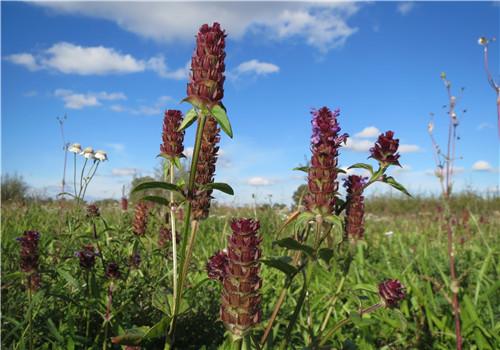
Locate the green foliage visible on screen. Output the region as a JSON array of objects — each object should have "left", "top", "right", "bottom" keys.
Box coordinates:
[
  {"left": 1, "top": 173, "right": 29, "bottom": 202},
  {"left": 1, "top": 195, "right": 499, "bottom": 349}
]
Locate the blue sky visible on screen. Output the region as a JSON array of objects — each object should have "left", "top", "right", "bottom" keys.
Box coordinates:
[{"left": 2, "top": 1, "right": 499, "bottom": 204}]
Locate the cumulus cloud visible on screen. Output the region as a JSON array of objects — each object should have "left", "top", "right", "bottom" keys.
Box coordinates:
[
  {"left": 54, "top": 89, "right": 126, "bottom": 109},
  {"left": 247, "top": 176, "right": 272, "bottom": 186},
  {"left": 5, "top": 53, "right": 41, "bottom": 71},
  {"left": 233, "top": 59, "right": 280, "bottom": 77},
  {"left": 33, "top": 2, "right": 362, "bottom": 53},
  {"left": 6, "top": 42, "right": 186, "bottom": 79},
  {"left": 397, "top": 2, "right": 415, "bottom": 15},
  {"left": 345, "top": 138, "right": 373, "bottom": 152},
  {"left": 472, "top": 160, "right": 493, "bottom": 172},
  {"left": 354, "top": 126, "right": 380, "bottom": 138},
  {"left": 398, "top": 144, "right": 420, "bottom": 153},
  {"left": 110, "top": 95, "right": 172, "bottom": 116}
]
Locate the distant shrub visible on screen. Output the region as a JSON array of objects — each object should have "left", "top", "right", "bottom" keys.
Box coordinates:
[{"left": 1, "top": 173, "right": 29, "bottom": 202}]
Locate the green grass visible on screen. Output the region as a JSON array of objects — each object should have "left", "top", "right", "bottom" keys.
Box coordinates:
[{"left": 1, "top": 195, "right": 499, "bottom": 349}]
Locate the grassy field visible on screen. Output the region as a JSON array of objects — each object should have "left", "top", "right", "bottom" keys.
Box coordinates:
[{"left": 1, "top": 194, "right": 499, "bottom": 349}]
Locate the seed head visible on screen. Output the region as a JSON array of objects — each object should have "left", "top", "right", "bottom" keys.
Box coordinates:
[
  {"left": 160, "top": 110, "right": 185, "bottom": 158},
  {"left": 378, "top": 279, "right": 406, "bottom": 307},
  {"left": 369, "top": 131, "right": 401, "bottom": 167},
  {"left": 81, "top": 147, "right": 95, "bottom": 159},
  {"left": 305, "top": 107, "right": 347, "bottom": 215},
  {"left": 187, "top": 22, "right": 226, "bottom": 107},
  {"left": 16, "top": 230, "right": 40, "bottom": 273},
  {"left": 75, "top": 244, "right": 98, "bottom": 269}
]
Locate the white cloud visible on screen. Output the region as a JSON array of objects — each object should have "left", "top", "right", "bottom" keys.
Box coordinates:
[
  {"left": 397, "top": 2, "right": 415, "bottom": 15},
  {"left": 247, "top": 176, "right": 272, "bottom": 186},
  {"left": 354, "top": 126, "right": 380, "bottom": 138},
  {"left": 345, "top": 138, "right": 373, "bottom": 152},
  {"left": 477, "top": 122, "right": 493, "bottom": 130},
  {"left": 234, "top": 59, "right": 280, "bottom": 77},
  {"left": 398, "top": 144, "right": 420, "bottom": 153},
  {"left": 110, "top": 95, "right": 173, "bottom": 116},
  {"left": 54, "top": 89, "right": 126, "bottom": 109},
  {"left": 472, "top": 160, "right": 493, "bottom": 172},
  {"left": 184, "top": 147, "right": 194, "bottom": 158},
  {"left": 393, "top": 164, "right": 412, "bottom": 174},
  {"left": 112, "top": 168, "right": 138, "bottom": 177},
  {"left": 5, "top": 53, "right": 40, "bottom": 71},
  {"left": 34, "top": 2, "right": 361, "bottom": 53},
  {"left": 6, "top": 42, "right": 186, "bottom": 79}
]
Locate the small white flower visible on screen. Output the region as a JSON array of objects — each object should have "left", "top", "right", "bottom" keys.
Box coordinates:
[
  {"left": 68, "top": 143, "right": 82, "bottom": 153},
  {"left": 478, "top": 37, "right": 488, "bottom": 46},
  {"left": 94, "top": 150, "right": 108, "bottom": 162},
  {"left": 384, "top": 231, "right": 394, "bottom": 236},
  {"left": 81, "top": 147, "right": 95, "bottom": 159}
]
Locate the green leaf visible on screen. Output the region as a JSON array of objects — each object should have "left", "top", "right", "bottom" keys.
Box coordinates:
[
  {"left": 181, "top": 96, "right": 208, "bottom": 110},
  {"left": 273, "top": 237, "right": 314, "bottom": 257},
  {"left": 324, "top": 215, "right": 343, "bottom": 227},
  {"left": 143, "top": 316, "right": 171, "bottom": 340},
  {"left": 318, "top": 248, "right": 334, "bottom": 264},
  {"left": 203, "top": 182, "right": 234, "bottom": 195},
  {"left": 296, "top": 212, "right": 315, "bottom": 227},
  {"left": 351, "top": 283, "right": 378, "bottom": 294},
  {"left": 111, "top": 327, "right": 149, "bottom": 345},
  {"left": 383, "top": 176, "right": 411, "bottom": 197},
  {"left": 132, "top": 181, "right": 182, "bottom": 194},
  {"left": 261, "top": 257, "right": 298, "bottom": 276},
  {"left": 348, "top": 163, "right": 374, "bottom": 174},
  {"left": 293, "top": 166, "right": 309, "bottom": 172},
  {"left": 178, "top": 108, "right": 198, "bottom": 131},
  {"left": 142, "top": 196, "right": 170, "bottom": 207},
  {"left": 210, "top": 104, "right": 233, "bottom": 138}
]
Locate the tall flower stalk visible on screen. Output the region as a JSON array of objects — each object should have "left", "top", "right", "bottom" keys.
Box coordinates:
[
  {"left": 160, "top": 109, "right": 185, "bottom": 311},
  {"left": 343, "top": 175, "right": 367, "bottom": 241},
  {"left": 427, "top": 73, "right": 464, "bottom": 350},
  {"left": 478, "top": 37, "right": 500, "bottom": 135}
]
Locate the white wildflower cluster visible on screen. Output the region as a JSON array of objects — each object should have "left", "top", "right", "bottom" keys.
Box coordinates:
[{"left": 68, "top": 143, "right": 108, "bottom": 161}]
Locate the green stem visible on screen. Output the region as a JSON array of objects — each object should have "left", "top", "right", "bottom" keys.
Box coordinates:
[
  {"left": 85, "top": 271, "right": 91, "bottom": 339},
  {"left": 168, "top": 161, "right": 178, "bottom": 312},
  {"left": 168, "top": 113, "right": 207, "bottom": 346},
  {"left": 28, "top": 276, "right": 33, "bottom": 350},
  {"left": 81, "top": 161, "right": 100, "bottom": 202},
  {"left": 73, "top": 153, "right": 77, "bottom": 198},
  {"left": 319, "top": 275, "right": 346, "bottom": 332},
  {"left": 77, "top": 158, "right": 88, "bottom": 204},
  {"left": 233, "top": 338, "right": 243, "bottom": 350},
  {"left": 318, "top": 303, "right": 382, "bottom": 347}
]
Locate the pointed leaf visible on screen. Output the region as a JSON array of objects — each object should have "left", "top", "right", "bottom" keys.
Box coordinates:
[
  {"left": 348, "top": 163, "right": 374, "bottom": 174},
  {"left": 111, "top": 327, "right": 149, "bottom": 345},
  {"left": 204, "top": 182, "right": 234, "bottom": 195},
  {"left": 211, "top": 104, "right": 233, "bottom": 138},
  {"left": 318, "top": 248, "right": 334, "bottom": 264},
  {"left": 261, "top": 257, "right": 297, "bottom": 277},
  {"left": 132, "top": 181, "right": 182, "bottom": 194},
  {"left": 178, "top": 108, "right": 198, "bottom": 131},
  {"left": 383, "top": 176, "right": 411, "bottom": 197},
  {"left": 143, "top": 316, "right": 171, "bottom": 340},
  {"left": 142, "top": 196, "right": 170, "bottom": 207},
  {"left": 293, "top": 166, "right": 309, "bottom": 173},
  {"left": 273, "top": 238, "right": 314, "bottom": 257}
]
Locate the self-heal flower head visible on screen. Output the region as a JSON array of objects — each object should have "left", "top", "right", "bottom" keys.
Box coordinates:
[
  {"left": 75, "top": 244, "right": 98, "bottom": 269},
  {"left": 161, "top": 110, "right": 185, "bottom": 158},
  {"left": 221, "top": 218, "right": 262, "bottom": 338},
  {"left": 86, "top": 204, "right": 100, "bottom": 218},
  {"left": 81, "top": 147, "right": 95, "bottom": 159},
  {"left": 378, "top": 279, "right": 406, "bottom": 308},
  {"left": 68, "top": 143, "right": 82, "bottom": 153},
  {"left": 187, "top": 22, "right": 226, "bottom": 106},
  {"left": 133, "top": 202, "right": 149, "bottom": 236},
  {"left": 370, "top": 131, "right": 401, "bottom": 167},
  {"left": 105, "top": 262, "right": 121, "bottom": 279},
  {"left": 94, "top": 150, "right": 108, "bottom": 161},
  {"left": 158, "top": 227, "right": 180, "bottom": 248},
  {"left": 305, "top": 107, "right": 348, "bottom": 215},
  {"left": 129, "top": 252, "right": 141, "bottom": 269},
  {"left": 207, "top": 249, "right": 229, "bottom": 282},
  {"left": 16, "top": 230, "right": 40, "bottom": 273},
  {"left": 344, "top": 175, "right": 367, "bottom": 240}
]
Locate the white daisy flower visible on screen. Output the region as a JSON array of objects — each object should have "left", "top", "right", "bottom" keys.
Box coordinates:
[
  {"left": 81, "top": 147, "right": 95, "bottom": 159},
  {"left": 94, "top": 150, "right": 108, "bottom": 162},
  {"left": 68, "top": 143, "right": 82, "bottom": 153}
]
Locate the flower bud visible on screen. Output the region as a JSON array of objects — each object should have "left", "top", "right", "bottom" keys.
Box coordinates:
[
  {"left": 378, "top": 279, "right": 406, "bottom": 307},
  {"left": 369, "top": 131, "right": 401, "bottom": 167}
]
